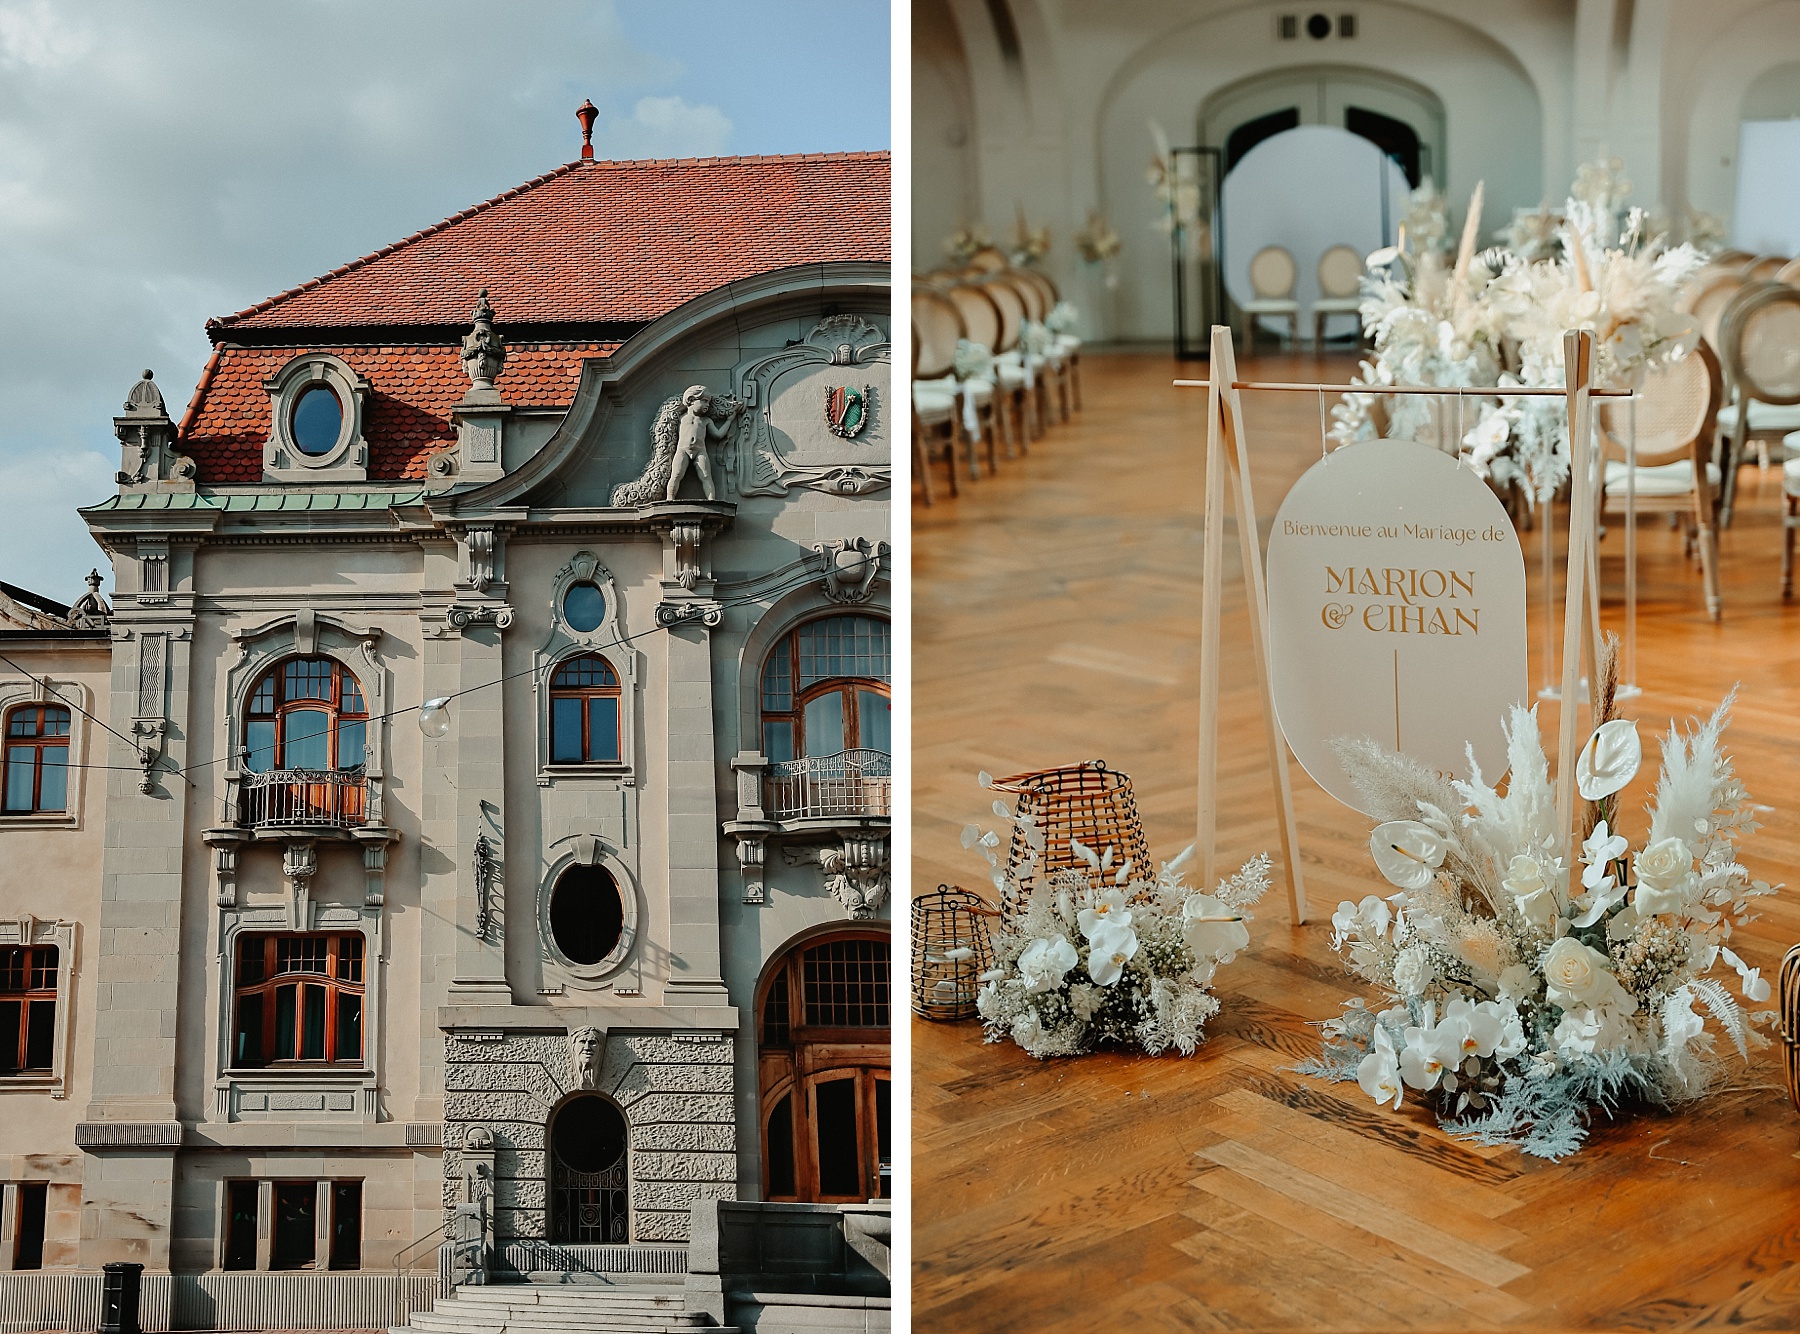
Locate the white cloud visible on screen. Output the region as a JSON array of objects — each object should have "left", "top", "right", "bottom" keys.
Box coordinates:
[
  {"left": 0, "top": 1, "right": 93, "bottom": 71},
  {"left": 605, "top": 95, "right": 733, "bottom": 159}
]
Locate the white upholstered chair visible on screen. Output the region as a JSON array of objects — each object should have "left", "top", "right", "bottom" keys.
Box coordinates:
[
  {"left": 1238, "top": 246, "right": 1301, "bottom": 350},
  {"left": 1598, "top": 341, "right": 1725, "bottom": 620},
  {"left": 1310, "top": 244, "right": 1364, "bottom": 348}
]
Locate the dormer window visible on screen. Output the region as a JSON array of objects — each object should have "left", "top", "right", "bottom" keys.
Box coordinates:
[
  {"left": 262, "top": 354, "right": 369, "bottom": 483},
  {"left": 291, "top": 385, "right": 344, "bottom": 457}
]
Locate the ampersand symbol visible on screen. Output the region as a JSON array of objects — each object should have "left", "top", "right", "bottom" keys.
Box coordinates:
[{"left": 1321, "top": 603, "right": 1354, "bottom": 629}]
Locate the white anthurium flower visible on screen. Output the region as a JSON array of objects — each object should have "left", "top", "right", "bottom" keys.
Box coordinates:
[
  {"left": 1719, "top": 946, "right": 1774, "bottom": 1003},
  {"left": 1181, "top": 892, "right": 1250, "bottom": 964},
  {"left": 1086, "top": 921, "right": 1140, "bottom": 987},
  {"left": 1580, "top": 821, "right": 1630, "bottom": 891},
  {"left": 1576, "top": 719, "right": 1642, "bottom": 801},
  {"left": 1370, "top": 821, "right": 1448, "bottom": 891},
  {"left": 1633, "top": 837, "right": 1697, "bottom": 915},
  {"left": 1357, "top": 1026, "right": 1404, "bottom": 1108},
  {"left": 1018, "top": 934, "right": 1080, "bottom": 995},
  {"left": 1077, "top": 888, "right": 1133, "bottom": 941}
]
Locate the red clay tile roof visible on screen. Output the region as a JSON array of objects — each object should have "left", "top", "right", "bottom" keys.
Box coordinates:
[
  {"left": 180, "top": 342, "right": 617, "bottom": 483},
  {"left": 210, "top": 151, "right": 890, "bottom": 335}
]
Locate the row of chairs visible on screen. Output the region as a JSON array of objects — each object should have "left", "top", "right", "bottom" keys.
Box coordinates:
[
  {"left": 1675, "top": 253, "right": 1800, "bottom": 589},
  {"left": 911, "top": 247, "right": 1082, "bottom": 505}
]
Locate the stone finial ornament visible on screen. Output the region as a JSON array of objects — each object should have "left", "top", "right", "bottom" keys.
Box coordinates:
[
  {"left": 576, "top": 98, "right": 598, "bottom": 160},
  {"left": 124, "top": 369, "right": 166, "bottom": 416},
  {"left": 68, "top": 569, "right": 112, "bottom": 630},
  {"left": 568, "top": 1025, "right": 603, "bottom": 1090},
  {"left": 460, "top": 289, "right": 507, "bottom": 397}
]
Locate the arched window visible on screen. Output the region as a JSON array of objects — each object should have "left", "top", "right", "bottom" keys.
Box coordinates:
[
  {"left": 760, "top": 616, "right": 890, "bottom": 763},
  {"left": 549, "top": 655, "right": 622, "bottom": 764},
  {"left": 244, "top": 658, "right": 367, "bottom": 774},
  {"left": 758, "top": 931, "right": 891, "bottom": 1203},
  {"left": 548, "top": 1094, "right": 629, "bottom": 1243},
  {"left": 3, "top": 705, "right": 71, "bottom": 814}
]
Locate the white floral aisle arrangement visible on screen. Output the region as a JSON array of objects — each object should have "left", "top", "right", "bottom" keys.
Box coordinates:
[
  {"left": 1308, "top": 678, "right": 1779, "bottom": 1159},
  {"left": 963, "top": 792, "right": 1271, "bottom": 1059}
]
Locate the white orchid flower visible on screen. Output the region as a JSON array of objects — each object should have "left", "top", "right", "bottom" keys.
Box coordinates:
[
  {"left": 1086, "top": 921, "right": 1139, "bottom": 987},
  {"left": 1719, "top": 946, "right": 1773, "bottom": 1002},
  {"left": 1576, "top": 718, "right": 1641, "bottom": 800},
  {"left": 1496, "top": 964, "right": 1538, "bottom": 1003},
  {"left": 1399, "top": 1013, "right": 1457, "bottom": 1091},
  {"left": 1580, "top": 821, "right": 1629, "bottom": 890},
  {"left": 1018, "top": 934, "right": 1079, "bottom": 995},
  {"left": 1077, "top": 888, "right": 1133, "bottom": 941},
  {"left": 1442, "top": 998, "right": 1504, "bottom": 1060},
  {"left": 1357, "top": 1026, "right": 1404, "bottom": 1108},
  {"left": 1370, "top": 820, "right": 1448, "bottom": 891}
]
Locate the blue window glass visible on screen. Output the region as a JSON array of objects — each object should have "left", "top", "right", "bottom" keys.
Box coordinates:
[
  {"left": 803, "top": 692, "right": 845, "bottom": 758},
  {"left": 856, "top": 691, "right": 890, "bottom": 754},
  {"left": 246, "top": 720, "right": 276, "bottom": 774},
  {"left": 282, "top": 709, "right": 331, "bottom": 770},
  {"left": 563, "top": 582, "right": 606, "bottom": 633},
  {"left": 3, "top": 748, "right": 34, "bottom": 812},
  {"left": 291, "top": 386, "right": 342, "bottom": 456},
  {"left": 589, "top": 698, "right": 621, "bottom": 762},
  {"left": 37, "top": 747, "right": 67, "bottom": 812},
  {"left": 335, "top": 720, "right": 366, "bottom": 772},
  {"left": 763, "top": 720, "right": 794, "bottom": 764},
  {"left": 551, "top": 697, "right": 584, "bottom": 763}
]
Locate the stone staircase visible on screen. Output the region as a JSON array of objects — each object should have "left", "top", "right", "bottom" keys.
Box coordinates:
[{"left": 390, "top": 1281, "right": 692, "bottom": 1334}]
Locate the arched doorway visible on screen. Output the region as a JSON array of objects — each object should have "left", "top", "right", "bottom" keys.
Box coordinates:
[
  {"left": 757, "top": 930, "right": 891, "bottom": 1203},
  {"left": 548, "top": 1094, "right": 629, "bottom": 1244},
  {"left": 1201, "top": 66, "right": 1447, "bottom": 189}
]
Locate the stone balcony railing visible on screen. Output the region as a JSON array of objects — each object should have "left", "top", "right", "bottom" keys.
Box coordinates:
[
  {"left": 765, "top": 749, "right": 892, "bottom": 821},
  {"left": 240, "top": 769, "right": 370, "bottom": 830}
]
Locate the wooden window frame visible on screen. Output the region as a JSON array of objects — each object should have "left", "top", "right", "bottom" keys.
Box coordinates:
[
  {"left": 757, "top": 930, "right": 890, "bottom": 1204},
  {"left": 0, "top": 945, "right": 58, "bottom": 1074},
  {"left": 547, "top": 654, "right": 623, "bottom": 766},
  {"left": 231, "top": 933, "right": 365, "bottom": 1069},
  {"left": 2, "top": 704, "right": 71, "bottom": 815},
  {"left": 245, "top": 657, "right": 368, "bottom": 773},
  {"left": 759, "top": 616, "right": 891, "bottom": 761}
]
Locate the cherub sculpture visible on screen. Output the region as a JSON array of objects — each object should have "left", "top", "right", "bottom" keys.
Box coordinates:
[{"left": 666, "top": 385, "right": 745, "bottom": 502}]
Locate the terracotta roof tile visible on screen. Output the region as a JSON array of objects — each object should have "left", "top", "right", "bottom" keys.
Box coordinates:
[
  {"left": 180, "top": 343, "right": 616, "bottom": 484},
  {"left": 212, "top": 151, "right": 890, "bottom": 333}
]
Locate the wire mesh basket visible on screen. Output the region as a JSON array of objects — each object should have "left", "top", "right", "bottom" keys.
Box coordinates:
[
  {"left": 989, "top": 759, "right": 1152, "bottom": 919},
  {"left": 910, "top": 885, "right": 997, "bottom": 1021}
]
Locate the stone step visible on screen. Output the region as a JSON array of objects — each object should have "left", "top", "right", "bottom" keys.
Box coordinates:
[{"left": 389, "top": 1284, "right": 693, "bottom": 1334}]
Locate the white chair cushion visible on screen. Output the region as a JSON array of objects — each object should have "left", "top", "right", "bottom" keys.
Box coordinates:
[
  {"left": 1717, "top": 400, "right": 1800, "bottom": 431},
  {"left": 913, "top": 387, "right": 957, "bottom": 423},
  {"left": 1310, "top": 297, "right": 1362, "bottom": 314},
  {"left": 993, "top": 362, "right": 1028, "bottom": 389},
  {"left": 1241, "top": 299, "right": 1300, "bottom": 314},
  {"left": 1783, "top": 455, "right": 1800, "bottom": 494},
  {"left": 916, "top": 376, "right": 958, "bottom": 393},
  {"left": 918, "top": 374, "right": 993, "bottom": 404},
  {"left": 1603, "top": 458, "right": 1720, "bottom": 498},
  {"left": 1054, "top": 334, "right": 1082, "bottom": 353}
]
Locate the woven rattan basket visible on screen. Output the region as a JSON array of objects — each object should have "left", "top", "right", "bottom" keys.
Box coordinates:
[
  {"left": 910, "top": 885, "right": 998, "bottom": 1021},
  {"left": 1782, "top": 943, "right": 1800, "bottom": 1114},
  {"left": 989, "top": 760, "right": 1152, "bottom": 918}
]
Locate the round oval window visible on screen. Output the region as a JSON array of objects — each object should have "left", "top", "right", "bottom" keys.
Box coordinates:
[
  {"left": 563, "top": 581, "right": 606, "bottom": 633},
  {"left": 291, "top": 385, "right": 343, "bottom": 456},
  {"left": 553, "top": 1095, "right": 627, "bottom": 1173},
  {"left": 550, "top": 864, "right": 625, "bottom": 965}
]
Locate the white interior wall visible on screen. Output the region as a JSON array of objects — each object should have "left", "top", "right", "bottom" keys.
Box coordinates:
[
  {"left": 1681, "top": 1, "right": 1800, "bottom": 229},
  {"left": 912, "top": 0, "right": 980, "bottom": 268}
]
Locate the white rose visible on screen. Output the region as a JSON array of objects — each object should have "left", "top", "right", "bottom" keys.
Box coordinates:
[
  {"left": 1541, "top": 936, "right": 1602, "bottom": 1006},
  {"left": 1503, "top": 854, "right": 1560, "bottom": 926},
  {"left": 1391, "top": 944, "right": 1434, "bottom": 997},
  {"left": 1633, "top": 837, "right": 1696, "bottom": 915}
]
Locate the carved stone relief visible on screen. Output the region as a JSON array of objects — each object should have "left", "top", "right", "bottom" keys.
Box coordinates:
[{"left": 736, "top": 314, "right": 891, "bottom": 497}]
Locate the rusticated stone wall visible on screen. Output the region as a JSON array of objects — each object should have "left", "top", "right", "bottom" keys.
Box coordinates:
[{"left": 442, "top": 1028, "right": 736, "bottom": 1244}]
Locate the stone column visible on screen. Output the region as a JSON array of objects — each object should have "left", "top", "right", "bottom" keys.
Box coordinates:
[
  {"left": 662, "top": 617, "right": 729, "bottom": 1004},
  {"left": 447, "top": 609, "right": 512, "bottom": 1002},
  {"left": 77, "top": 542, "right": 195, "bottom": 1267}
]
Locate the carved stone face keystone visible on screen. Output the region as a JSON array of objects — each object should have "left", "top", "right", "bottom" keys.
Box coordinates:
[{"left": 567, "top": 1025, "right": 603, "bottom": 1090}]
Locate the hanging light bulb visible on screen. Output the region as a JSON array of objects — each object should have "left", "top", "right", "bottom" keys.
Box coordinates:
[{"left": 418, "top": 697, "right": 452, "bottom": 738}]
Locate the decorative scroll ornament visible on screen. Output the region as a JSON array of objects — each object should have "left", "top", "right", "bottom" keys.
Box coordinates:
[
  {"left": 460, "top": 289, "right": 507, "bottom": 394},
  {"left": 465, "top": 528, "right": 496, "bottom": 593},
  {"left": 131, "top": 718, "right": 166, "bottom": 794},
  {"left": 815, "top": 537, "right": 887, "bottom": 605},
  {"left": 824, "top": 384, "right": 874, "bottom": 439},
  {"left": 473, "top": 834, "right": 500, "bottom": 942},
  {"left": 820, "top": 834, "right": 890, "bottom": 920},
  {"left": 567, "top": 1025, "right": 604, "bottom": 1091},
  {"left": 447, "top": 603, "right": 515, "bottom": 632},
  {"left": 655, "top": 600, "right": 723, "bottom": 629}
]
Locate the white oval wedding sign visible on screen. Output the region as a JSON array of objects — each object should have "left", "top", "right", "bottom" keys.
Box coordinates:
[{"left": 1265, "top": 438, "right": 1528, "bottom": 814}]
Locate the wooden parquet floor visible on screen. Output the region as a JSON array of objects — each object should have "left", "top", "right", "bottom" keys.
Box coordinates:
[{"left": 911, "top": 350, "right": 1800, "bottom": 1333}]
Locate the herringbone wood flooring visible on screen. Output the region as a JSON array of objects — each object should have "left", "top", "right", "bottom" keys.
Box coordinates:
[{"left": 912, "top": 350, "right": 1800, "bottom": 1332}]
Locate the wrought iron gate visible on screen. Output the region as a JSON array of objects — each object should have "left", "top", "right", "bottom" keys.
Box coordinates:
[{"left": 551, "top": 1159, "right": 628, "bottom": 1244}]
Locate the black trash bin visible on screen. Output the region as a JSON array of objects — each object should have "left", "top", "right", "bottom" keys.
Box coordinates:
[{"left": 99, "top": 1261, "right": 143, "bottom": 1334}]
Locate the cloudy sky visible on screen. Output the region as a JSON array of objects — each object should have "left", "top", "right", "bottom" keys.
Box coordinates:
[{"left": 0, "top": 0, "right": 891, "bottom": 600}]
